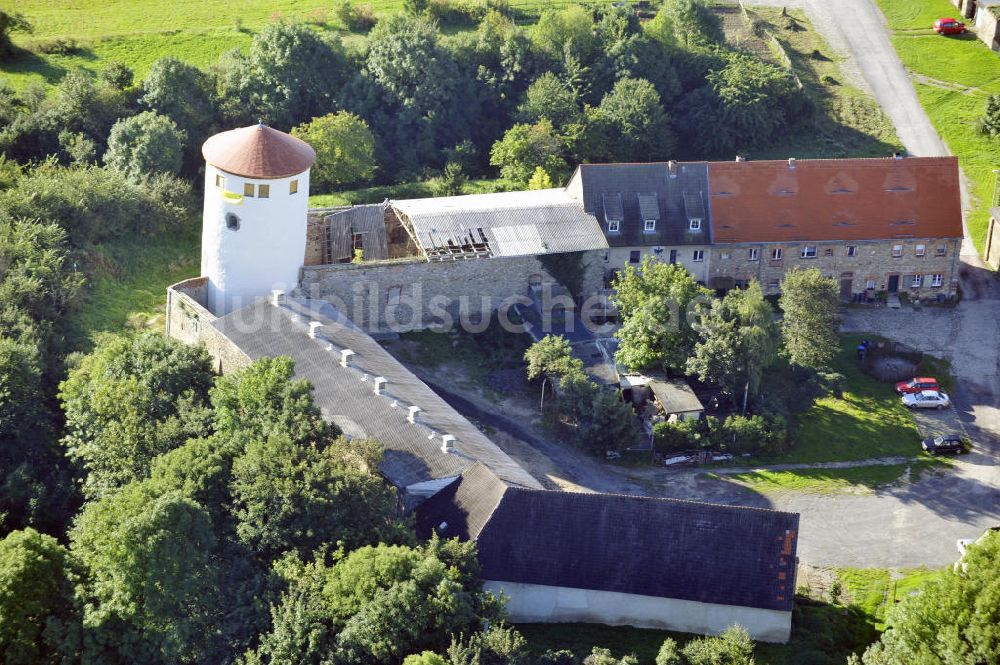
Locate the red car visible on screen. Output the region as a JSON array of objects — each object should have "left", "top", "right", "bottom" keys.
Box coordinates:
[
  {"left": 895, "top": 377, "right": 940, "bottom": 395},
  {"left": 934, "top": 18, "right": 966, "bottom": 35}
]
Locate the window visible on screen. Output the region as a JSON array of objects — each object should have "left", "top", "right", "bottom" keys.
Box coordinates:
[
  {"left": 771, "top": 247, "right": 783, "bottom": 261},
  {"left": 644, "top": 219, "right": 656, "bottom": 232},
  {"left": 824, "top": 248, "right": 834, "bottom": 257},
  {"left": 748, "top": 247, "right": 759, "bottom": 261},
  {"left": 720, "top": 252, "right": 732, "bottom": 260},
  {"left": 689, "top": 218, "right": 702, "bottom": 231},
  {"left": 936, "top": 245, "right": 946, "bottom": 257},
  {"left": 932, "top": 274, "right": 943, "bottom": 287},
  {"left": 734, "top": 279, "right": 749, "bottom": 289},
  {"left": 801, "top": 246, "right": 817, "bottom": 258},
  {"left": 607, "top": 219, "right": 621, "bottom": 233},
  {"left": 866, "top": 278, "right": 877, "bottom": 290},
  {"left": 847, "top": 246, "right": 857, "bottom": 257},
  {"left": 258, "top": 184, "right": 270, "bottom": 199},
  {"left": 915, "top": 244, "right": 926, "bottom": 257},
  {"left": 352, "top": 232, "right": 365, "bottom": 260},
  {"left": 629, "top": 250, "right": 640, "bottom": 263},
  {"left": 603, "top": 251, "right": 609, "bottom": 262},
  {"left": 892, "top": 245, "right": 903, "bottom": 257},
  {"left": 215, "top": 174, "right": 225, "bottom": 188},
  {"left": 692, "top": 249, "right": 704, "bottom": 262},
  {"left": 387, "top": 285, "right": 402, "bottom": 306},
  {"left": 243, "top": 183, "right": 255, "bottom": 197},
  {"left": 768, "top": 279, "right": 779, "bottom": 290},
  {"left": 289, "top": 179, "right": 299, "bottom": 195},
  {"left": 912, "top": 274, "right": 922, "bottom": 288}
]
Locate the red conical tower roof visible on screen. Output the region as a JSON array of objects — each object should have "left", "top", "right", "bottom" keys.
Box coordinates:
[{"left": 202, "top": 123, "right": 316, "bottom": 179}]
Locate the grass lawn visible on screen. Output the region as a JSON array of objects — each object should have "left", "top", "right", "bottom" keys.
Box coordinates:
[
  {"left": 874, "top": 0, "right": 1000, "bottom": 255},
  {"left": 707, "top": 459, "right": 945, "bottom": 495},
  {"left": 744, "top": 7, "right": 903, "bottom": 159},
  {"left": 836, "top": 566, "right": 940, "bottom": 630},
  {"left": 64, "top": 224, "right": 200, "bottom": 351},
  {"left": 308, "top": 177, "right": 504, "bottom": 208}
]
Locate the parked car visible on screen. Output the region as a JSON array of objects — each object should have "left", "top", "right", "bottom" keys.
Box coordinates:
[
  {"left": 933, "top": 18, "right": 966, "bottom": 35},
  {"left": 921, "top": 434, "right": 967, "bottom": 455},
  {"left": 895, "top": 377, "right": 940, "bottom": 395},
  {"left": 902, "top": 390, "right": 951, "bottom": 409}
]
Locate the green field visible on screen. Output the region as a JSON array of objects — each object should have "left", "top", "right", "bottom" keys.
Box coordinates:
[
  {"left": 709, "top": 459, "right": 944, "bottom": 495},
  {"left": 875, "top": 0, "right": 1000, "bottom": 255}
]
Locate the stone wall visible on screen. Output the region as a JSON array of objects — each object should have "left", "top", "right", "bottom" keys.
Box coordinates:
[
  {"left": 974, "top": 3, "right": 1000, "bottom": 49},
  {"left": 166, "top": 277, "right": 252, "bottom": 374},
  {"left": 708, "top": 237, "right": 962, "bottom": 300},
  {"left": 299, "top": 251, "right": 605, "bottom": 333}
]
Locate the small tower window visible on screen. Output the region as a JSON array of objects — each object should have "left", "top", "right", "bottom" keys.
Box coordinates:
[
  {"left": 215, "top": 174, "right": 225, "bottom": 188},
  {"left": 244, "top": 183, "right": 255, "bottom": 197},
  {"left": 258, "top": 184, "right": 270, "bottom": 199},
  {"left": 290, "top": 179, "right": 299, "bottom": 195}
]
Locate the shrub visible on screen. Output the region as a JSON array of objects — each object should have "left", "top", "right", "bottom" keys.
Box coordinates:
[
  {"left": 32, "top": 38, "right": 80, "bottom": 55},
  {"left": 721, "top": 414, "right": 788, "bottom": 455},
  {"left": 336, "top": 1, "right": 378, "bottom": 31},
  {"left": 652, "top": 419, "right": 698, "bottom": 453},
  {"left": 427, "top": 0, "right": 486, "bottom": 25}
]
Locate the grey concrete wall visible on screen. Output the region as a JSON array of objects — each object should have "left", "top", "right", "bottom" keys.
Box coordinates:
[
  {"left": 484, "top": 580, "right": 792, "bottom": 644},
  {"left": 166, "top": 277, "right": 251, "bottom": 374},
  {"left": 708, "top": 238, "right": 961, "bottom": 299}
]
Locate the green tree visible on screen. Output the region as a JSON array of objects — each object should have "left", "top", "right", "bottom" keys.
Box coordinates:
[
  {"left": 405, "top": 653, "right": 448, "bottom": 665},
  {"left": 59, "top": 332, "right": 214, "bottom": 499},
  {"left": 104, "top": 111, "right": 186, "bottom": 179},
  {"left": 447, "top": 624, "right": 531, "bottom": 665},
  {"left": 0, "top": 528, "right": 77, "bottom": 664},
  {"left": 779, "top": 268, "right": 840, "bottom": 370},
  {"left": 532, "top": 6, "right": 597, "bottom": 61},
  {"left": 853, "top": 532, "right": 1000, "bottom": 665},
  {"left": 596, "top": 77, "right": 675, "bottom": 161},
  {"left": 656, "top": 0, "right": 724, "bottom": 48},
  {"left": 141, "top": 57, "right": 218, "bottom": 170},
  {"left": 72, "top": 485, "right": 220, "bottom": 664},
  {"left": 528, "top": 166, "right": 555, "bottom": 190},
  {"left": 612, "top": 258, "right": 711, "bottom": 372},
  {"left": 584, "top": 647, "right": 639, "bottom": 665},
  {"left": 518, "top": 72, "right": 580, "bottom": 129},
  {"left": 680, "top": 625, "right": 755, "bottom": 665},
  {"left": 687, "top": 282, "right": 778, "bottom": 412},
  {"left": 431, "top": 161, "right": 468, "bottom": 196},
  {"left": 0, "top": 11, "right": 32, "bottom": 59},
  {"left": 576, "top": 386, "right": 640, "bottom": 455},
  {"left": 979, "top": 93, "right": 1000, "bottom": 138},
  {"left": 230, "top": 434, "right": 401, "bottom": 560},
  {"left": 655, "top": 638, "right": 681, "bottom": 665},
  {"left": 291, "top": 111, "right": 377, "bottom": 190},
  {"left": 98, "top": 60, "right": 134, "bottom": 90},
  {"left": 490, "top": 120, "right": 566, "bottom": 187}
]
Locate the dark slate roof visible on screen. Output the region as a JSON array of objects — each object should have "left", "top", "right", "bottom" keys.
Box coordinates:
[
  {"left": 212, "top": 299, "right": 542, "bottom": 491},
  {"left": 566, "top": 162, "right": 712, "bottom": 247},
  {"left": 417, "top": 466, "right": 799, "bottom": 612}
]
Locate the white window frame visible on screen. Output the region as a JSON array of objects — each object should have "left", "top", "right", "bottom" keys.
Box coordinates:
[
  {"left": 866, "top": 278, "right": 877, "bottom": 290},
  {"left": 892, "top": 245, "right": 903, "bottom": 257},
  {"left": 801, "top": 246, "right": 817, "bottom": 259},
  {"left": 689, "top": 218, "right": 702, "bottom": 231},
  {"left": 608, "top": 219, "right": 621, "bottom": 233},
  {"left": 748, "top": 247, "right": 759, "bottom": 261},
  {"left": 771, "top": 247, "right": 783, "bottom": 260},
  {"left": 644, "top": 219, "right": 656, "bottom": 232},
  {"left": 932, "top": 274, "right": 943, "bottom": 287},
  {"left": 912, "top": 274, "right": 923, "bottom": 288},
  {"left": 936, "top": 245, "right": 946, "bottom": 257},
  {"left": 847, "top": 245, "right": 857, "bottom": 257},
  {"left": 721, "top": 251, "right": 731, "bottom": 260},
  {"left": 915, "top": 244, "right": 926, "bottom": 257},
  {"left": 692, "top": 249, "right": 704, "bottom": 262}
]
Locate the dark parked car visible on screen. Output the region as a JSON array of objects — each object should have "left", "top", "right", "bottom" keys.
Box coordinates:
[{"left": 922, "top": 435, "right": 968, "bottom": 455}]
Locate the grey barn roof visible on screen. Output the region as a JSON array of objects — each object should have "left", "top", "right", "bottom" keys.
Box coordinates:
[
  {"left": 323, "top": 204, "right": 389, "bottom": 262},
  {"left": 566, "top": 162, "right": 712, "bottom": 247},
  {"left": 391, "top": 189, "right": 609, "bottom": 258},
  {"left": 212, "top": 299, "right": 542, "bottom": 491},
  {"left": 417, "top": 464, "right": 799, "bottom": 612}
]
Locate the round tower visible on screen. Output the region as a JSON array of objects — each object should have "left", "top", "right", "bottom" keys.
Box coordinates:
[{"left": 200, "top": 123, "right": 316, "bottom": 315}]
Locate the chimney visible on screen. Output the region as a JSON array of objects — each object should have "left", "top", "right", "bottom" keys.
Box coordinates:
[
  {"left": 340, "top": 349, "right": 355, "bottom": 367},
  {"left": 271, "top": 290, "right": 285, "bottom": 306},
  {"left": 373, "top": 376, "right": 387, "bottom": 395},
  {"left": 788, "top": 157, "right": 797, "bottom": 170},
  {"left": 667, "top": 160, "right": 678, "bottom": 178},
  {"left": 308, "top": 322, "right": 323, "bottom": 339},
  {"left": 407, "top": 405, "right": 421, "bottom": 423},
  {"left": 441, "top": 434, "right": 456, "bottom": 454}
]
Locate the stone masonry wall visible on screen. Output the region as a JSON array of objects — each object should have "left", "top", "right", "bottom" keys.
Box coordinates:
[
  {"left": 166, "top": 277, "right": 252, "bottom": 374},
  {"left": 708, "top": 237, "right": 962, "bottom": 299}
]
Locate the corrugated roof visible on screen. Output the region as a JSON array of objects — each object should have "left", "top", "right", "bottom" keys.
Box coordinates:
[
  {"left": 325, "top": 204, "right": 389, "bottom": 262},
  {"left": 708, "top": 157, "right": 963, "bottom": 243},
  {"left": 417, "top": 465, "right": 799, "bottom": 612},
  {"left": 391, "top": 189, "right": 608, "bottom": 258},
  {"left": 202, "top": 124, "right": 316, "bottom": 179},
  {"left": 211, "top": 299, "right": 542, "bottom": 491},
  {"left": 648, "top": 378, "right": 704, "bottom": 414}
]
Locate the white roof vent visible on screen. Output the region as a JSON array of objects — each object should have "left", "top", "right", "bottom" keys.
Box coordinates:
[
  {"left": 271, "top": 289, "right": 285, "bottom": 305},
  {"left": 407, "top": 405, "right": 421, "bottom": 423},
  {"left": 340, "top": 349, "right": 355, "bottom": 367},
  {"left": 308, "top": 322, "right": 323, "bottom": 338},
  {"left": 441, "top": 434, "right": 456, "bottom": 454},
  {"left": 788, "top": 157, "right": 797, "bottom": 170},
  {"left": 373, "top": 377, "right": 387, "bottom": 395},
  {"left": 438, "top": 521, "right": 448, "bottom": 532}
]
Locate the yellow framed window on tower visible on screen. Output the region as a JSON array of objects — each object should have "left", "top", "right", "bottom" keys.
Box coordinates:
[
  {"left": 215, "top": 174, "right": 225, "bottom": 188},
  {"left": 258, "top": 184, "right": 270, "bottom": 198},
  {"left": 244, "top": 183, "right": 255, "bottom": 197},
  {"left": 289, "top": 179, "right": 298, "bottom": 195}
]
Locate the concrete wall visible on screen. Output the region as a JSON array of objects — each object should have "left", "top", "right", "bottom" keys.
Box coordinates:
[
  {"left": 166, "top": 277, "right": 252, "bottom": 374},
  {"left": 299, "top": 251, "right": 605, "bottom": 333},
  {"left": 987, "top": 216, "right": 1000, "bottom": 270},
  {"left": 708, "top": 237, "right": 962, "bottom": 299},
  {"left": 485, "top": 580, "right": 792, "bottom": 644}
]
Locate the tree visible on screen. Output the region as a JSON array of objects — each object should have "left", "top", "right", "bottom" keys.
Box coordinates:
[
  {"left": 532, "top": 6, "right": 597, "bottom": 61},
  {"left": 141, "top": 57, "right": 218, "bottom": 170},
  {"left": 490, "top": 120, "right": 566, "bottom": 187},
  {"left": 528, "top": 166, "right": 555, "bottom": 190},
  {"left": 430, "top": 161, "right": 467, "bottom": 196},
  {"left": 779, "top": 268, "right": 840, "bottom": 370},
  {"left": 447, "top": 624, "right": 532, "bottom": 665},
  {"left": 524, "top": 334, "right": 585, "bottom": 410},
  {"left": 518, "top": 72, "right": 580, "bottom": 129},
  {"left": 291, "top": 112, "right": 377, "bottom": 190},
  {"left": 979, "top": 93, "right": 1000, "bottom": 138},
  {"left": 59, "top": 332, "right": 214, "bottom": 499},
  {"left": 596, "top": 77, "right": 675, "bottom": 161},
  {"left": 576, "top": 387, "right": 641, "bottom": 455},
  {"left": 230, "top": 434, "right": 401, "bottom": 561},
  {"left": 405, "top": 653, "right": 448, "bottom": 665},
  {"left": 0, "top": 11, "right": 32, "bottom": 59},
  {"left": 853, "top": 532, "right": 1000, "bottom": 665},
  {"left": 680, "top": 625, "right": 756, "bottom": 665},
  {"left": 98, "top": 61, "right": 134, "bottom": 90},
  {"left": 104, "top": 111, "right": 186, "bottom": 179},
  {"left": 612, "top": 258, "right": 711, "bottom": 372},
  {"left": 0, "top": 528, "right": 77, "bottom": 664},
  {"left": 583, "top": 648, "right": 638, "bottom": 665},
  {"left": 655, "top": 638, "right": 681, "bottom": 665},
  {"left": 687, "top": 282, "right": 779, "bottom": 412},
  {"left": 656, "top": 0, "right": 724, "bottom": 48},
  {"left": 72, "top": 485, "right": 220, "bottom": 664}
]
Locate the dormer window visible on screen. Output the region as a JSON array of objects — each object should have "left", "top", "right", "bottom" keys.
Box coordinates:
[
  {"left": 644, "top": 219, "right": 656, "bottom": 233},
  {"left": 607, "top": 219, "right": 621, "bottom": 233},
  {"left": 689, "top": 218, "right": 702, "bottom": 231}
]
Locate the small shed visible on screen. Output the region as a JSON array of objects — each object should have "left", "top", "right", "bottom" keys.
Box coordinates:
[{"left": 621, "top": 375, "right": 704, "bottom": 421}]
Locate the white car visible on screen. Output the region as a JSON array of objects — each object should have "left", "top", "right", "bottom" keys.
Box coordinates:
[{"left": 902, "top": 390, "right": 951, "bottom": 409}]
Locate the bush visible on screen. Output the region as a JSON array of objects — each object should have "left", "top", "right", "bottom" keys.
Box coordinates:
[
  {"left": 721, "top": 414, "right": 788, "bottom": 455},
  {"left": 652, "top": 419, "right": 698, "bottom": 453},
  {"left": 32, "top": 38, "right": 80, "bottom": 55},
  {"left": 427, "top": 0, "right": 486, "bottom": 26},
  {"left": 336, "top": 1, "right": 378, "bottom": 31}
]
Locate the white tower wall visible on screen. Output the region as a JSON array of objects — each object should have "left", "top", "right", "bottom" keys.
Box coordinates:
[{"left": 201, "top": 164, "right": 310, "bottom": 315}]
